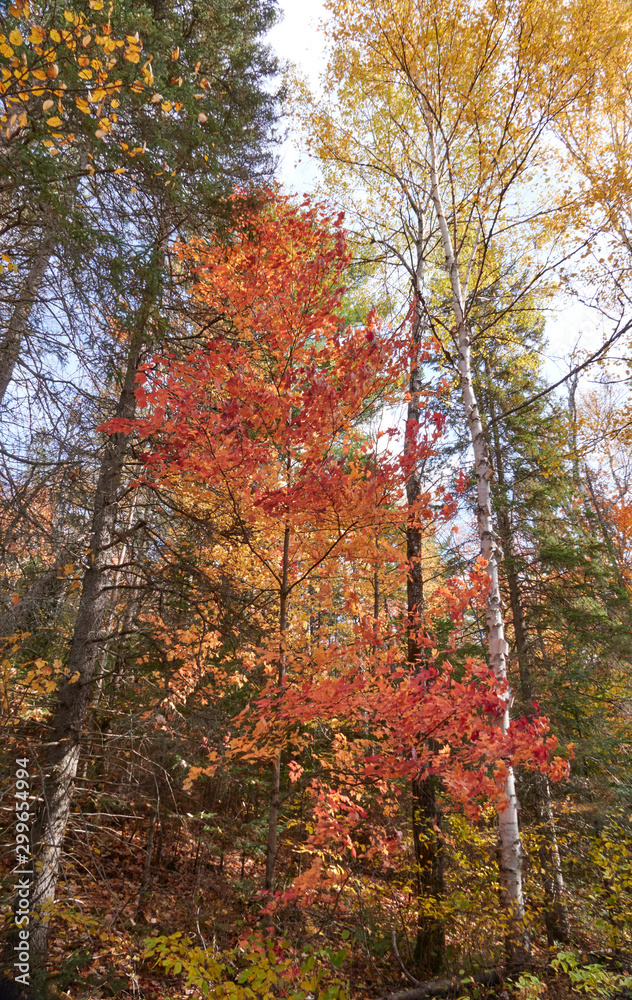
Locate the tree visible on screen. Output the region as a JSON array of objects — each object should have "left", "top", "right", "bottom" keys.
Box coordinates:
[
  {"left": 108, "top": 191, "right": 404, "bottom": 916},
  {"left": 293, "top": 0, "right": 629, "bottom": 962},
  {"left": 109, "top": 195, "right": 565, "bottom": 968},
  {"left": 21, "top": 0, "right": 281, "bottom": 963}
]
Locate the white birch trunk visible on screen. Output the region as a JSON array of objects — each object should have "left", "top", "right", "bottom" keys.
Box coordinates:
[{"left": 424, "top": 117, "right": 528, "bottom": 962}]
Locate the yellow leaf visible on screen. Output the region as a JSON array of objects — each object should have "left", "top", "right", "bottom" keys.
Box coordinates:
[
  {"left": 78, "top": 68, "right": 92, "bottom": 79},
  {"left": 114, "top": 166, "right": 125, "bottom": 173},
  {"left": 9, "top": 29, "right": 23, "bottom": 47},
  {"left": 0, "top": 44, "right": 14, "bottom": 58},
  {"left": 28, "top": 26, "right": 46, "bottom": 45},
  {"left": 172, "top": 47, "right": 179, "bottom": 60},
  {"left": 31, "top": 68, "right": 47, "bottom": 81},
  {"left": 82, "top": 34, "right": 91, "bottom": 47},
  {"left": 89, "top": 0, "right": 104, "bottom": 8},
  {"left": 161, "top": 101, "right": 172, "bottom": 112},
  {"left": 49, "top": 28, "right": 61, "bottom": 43},
  {"left": 46, "top": 115, "right": 62, "bottom": 126},
  {"left": 42, "top": 98, "right": 54, "bottom": 111},
  {"left": 75, "top": 97, "right": 90, "bottom": 112},
  {"left": 124, "top": 49, "right": 140, "bottom": 64}
]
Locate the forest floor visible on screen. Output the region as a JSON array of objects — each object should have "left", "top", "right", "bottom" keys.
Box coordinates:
[{"left": 3, "top": 805, "right": 629, "bottom": 1000}]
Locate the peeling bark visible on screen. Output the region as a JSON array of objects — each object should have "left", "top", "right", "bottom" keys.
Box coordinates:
[
  {"left": 487, "top": 393, "right": 570, "bottom": 944},
  {"left": 425, "top": 115, "right": 528, "bottom": 964}
]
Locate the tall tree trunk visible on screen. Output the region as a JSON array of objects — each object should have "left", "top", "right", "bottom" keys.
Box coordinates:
[
  {"left": 263, "top": 522, "right": 291, "bottom": 925},
  {"left": 0, "top": 236, "right": 53, "bottom": 406},
  {"left": 488, "top": 394, "right": 570, "bottom": 945},
  {"left": 406, "top": 233, "right": 445, "bottom": 977},
  {"left": 425, "top": 117, "right": 528, "bottom": 965},
  {"left": 28, "top": 283, "right": 156, "bottom": 963},
  {"left": 0, "top": 152, "right": 87, "bottom": 408}
]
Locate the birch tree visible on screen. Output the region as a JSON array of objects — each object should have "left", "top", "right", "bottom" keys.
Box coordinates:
[{"left": 295, "top": 0, "right": 627, "bottom": 962}]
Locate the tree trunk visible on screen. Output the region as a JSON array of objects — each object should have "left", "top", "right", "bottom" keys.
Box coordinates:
[
  {"left": 406, "top": 235, "right": 445, "bottom": 977},
  {"left": 134, "top": 807, "right": 157, "bottom": 920},
  {"left": 0, "top": 237, "right": 54, "bottom": 407},
  {"left": 28, "top": 309, "right": 152, "bottom": 963},
  {"left": 0, "top": 153, "right": 88, "bottom": 409},
  {"left": 425, "top": 116, "right": 528, "bottom": 965},
  {"left": 411, "top": 775, "right": 445, "bottom": 975},
  {"left": 263, "top": 522, "right": 291, "bottom": 924},
  {"left": 487, "top": 394, "right": 570, "bottom": 945}
]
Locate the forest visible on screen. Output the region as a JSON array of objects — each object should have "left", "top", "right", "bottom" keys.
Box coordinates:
[{"left": 0, "top": 0, "right": 631, "bottom": 998}]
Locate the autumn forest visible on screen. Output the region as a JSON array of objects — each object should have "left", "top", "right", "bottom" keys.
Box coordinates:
[{"left": 0, "top": 0, "right": 631, "bottom": 998}]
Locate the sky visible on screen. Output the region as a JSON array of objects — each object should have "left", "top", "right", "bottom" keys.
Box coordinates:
[{"left": 266, "top": 0, "right": 327, "bottom": 194}]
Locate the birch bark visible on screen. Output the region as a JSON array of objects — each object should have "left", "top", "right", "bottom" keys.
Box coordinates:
[
  {"left": 487, "top": 392, "right": 570, "bottom": 944},
  {"left": 424, "top": 116, "right": 528, "bottom": 962}
]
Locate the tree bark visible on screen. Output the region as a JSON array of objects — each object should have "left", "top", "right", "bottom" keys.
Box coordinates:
[
  {"left": 487, "top": 393, "right": 570, "bottom": 945},
  {"left": 0, "top": 236, "right": 53, "bottom": 407},
  {"left": 263, "top": 522, "right": 291, "bottom": 923},
  {"left": 0, "top": 152, "right": 88, "bottom": 409},
  {"left": 134, "top": 806, "right": 157, "bottom": 920},
  {"left": 406, "top": 230, "right": 445, "bottom": 977},
  {"left": 425, "top": 115, "right": 528, "bottom": 965},
  {"left": 28, "top": 292, "right": 154, "bottom": 963},
  {"left": 376, "top": 969, "right": 503, "bottom": 1000}
]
